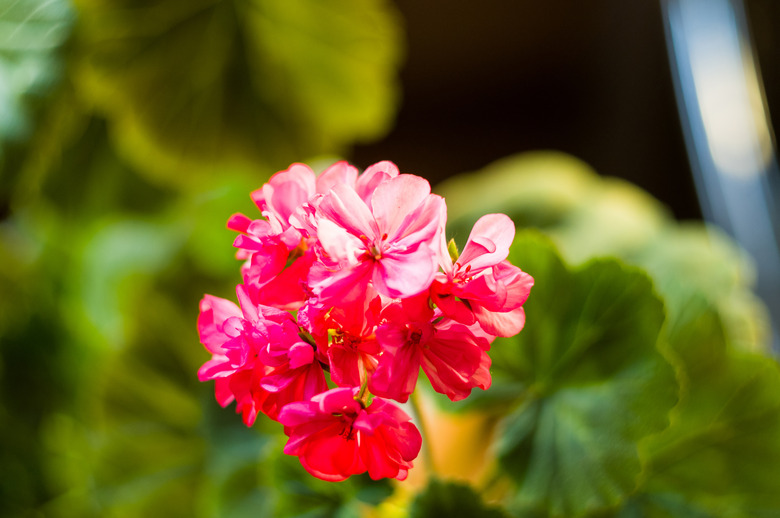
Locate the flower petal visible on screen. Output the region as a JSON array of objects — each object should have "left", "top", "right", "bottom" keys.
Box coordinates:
[
  {"left": 473, "top": 305, "right": 527, "bottom": 337},
  {"left": 457, "top": 213, "right": 515, "bottom": 271},
  {"left": 374, "top": 245, "right": 437, "bottom": 299},
  {"left": 370, "top": 174, "right": 431, "bottom": 240}
]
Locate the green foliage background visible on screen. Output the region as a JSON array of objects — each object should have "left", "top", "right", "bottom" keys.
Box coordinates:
[{"left": 2, "top": 1, "right": 779, "bottom": 517}]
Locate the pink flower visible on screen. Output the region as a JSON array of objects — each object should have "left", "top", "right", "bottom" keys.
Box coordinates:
[
  {"left": 432, "top": 213, "right": 534, "bottom": 337},
  {"left": 197, "top": 285, "right": 325, "bottom": 424},
  {"left": 251, "top": 161, "right": 360, "bottom": 239},
  {"left": 197, "top": 288, "right": 260, "bottom": 384},
  {"left": 278, "top": 387, "right": 421, "bottom": 481},
  {"left": 309, "top": 174, "right": 446, "bottom": 302},
  {"left": 228, "top": 162, "right": 360, "bottom": 309},
  {"left": 251, "top": 162, "right": 355, "bottom": 236},
  {"left": 197, "top": 288, "right": 266, "bottom": 425},
  {"left": 370, "top": 294, "right": 494, "bottom": 402},
  {"left": 197, "top": 159, "right": 537, "bottom": 484}
]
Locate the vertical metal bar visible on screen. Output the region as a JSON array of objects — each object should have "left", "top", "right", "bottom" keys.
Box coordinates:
[{"left": 662, "top": 0, "right": 780, "bottom": 350}]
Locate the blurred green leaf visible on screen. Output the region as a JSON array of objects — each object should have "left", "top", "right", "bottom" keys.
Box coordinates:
[
  {"left": 490, "top": 232, "right": 677, "bottom": 517},
  {"left": 618, "top": 298, "right": 780, "bottom": 518},
  {"left": 73, "top": 0, "right": 403, "bottom": 184},
  {"left": 0, "top": 0, "right": 75, "bottom": 203},
  {"left": 633, "top": 225, "right": 770, "bottom": 353},
  {"left": 72, "top": 217, "right": 184, "bottom": 350},
  {"left": 614, "top": 493, "right": 716, "bottom": 518},
  {"left": 0, "top": 0, "right": 73, "bottom": 145},
  {"left": 178, "top": 174, "right": 262, "bottom": 279},
  {"left": 409, "top": 478, "right": 509, "bottom": 518}
]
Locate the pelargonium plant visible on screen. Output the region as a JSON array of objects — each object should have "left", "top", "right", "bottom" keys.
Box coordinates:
[{"left": 196, "top": 160, "right": 534, "bottom": 482}]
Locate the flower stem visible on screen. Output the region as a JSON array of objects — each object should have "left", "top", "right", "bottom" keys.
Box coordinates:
[
  {"left": 409, "top": 389, "right": 437, "bottom": 478},
  {"left": 356, "top": 360, "right": 370, "bottom": 406}
]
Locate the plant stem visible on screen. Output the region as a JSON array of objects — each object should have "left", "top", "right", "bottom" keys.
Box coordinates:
[
  {"left": 409, "top": 389, "right": 437, "bottom": 478},
  {"left": 356, "top": 360, "right": 370, "bottom": 406}
]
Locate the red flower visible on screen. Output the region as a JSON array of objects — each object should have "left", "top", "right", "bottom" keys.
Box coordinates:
[
  {"left": 278, "top": 387, "right": 421, "bottom": 481},
  {"left": 370, "top": 294, "right": 494, "bottom": 403}
]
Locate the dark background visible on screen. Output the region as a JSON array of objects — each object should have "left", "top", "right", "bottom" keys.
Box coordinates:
[{"left": 354, "top": 0, "right": 780, "bottom": 221}]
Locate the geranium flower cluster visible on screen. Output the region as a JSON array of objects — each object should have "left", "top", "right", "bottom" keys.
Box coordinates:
[{"left": 197, "top": 160, "right": 533, "bottom": 482}]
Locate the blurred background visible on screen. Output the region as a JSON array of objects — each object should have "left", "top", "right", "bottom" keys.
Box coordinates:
[
  {"left": 1, "top": 0, "right": 779, "bottom": 516},
  {"left": 356, "top": 0, "right": 779, "bottom": 220}
]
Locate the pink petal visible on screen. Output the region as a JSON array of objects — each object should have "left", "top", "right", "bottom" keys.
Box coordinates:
[
  {"left": 316, "top": 161, "right": 358, "bottom": 194},
  {"left": 288, "top": 342, "right": 315, "bottom": 369},
  {"left": 431, "top": 281, "right": 477, "bottom": 326},
  {"left": 457, "top": 213, "right": 515, "bottom": 272},
  {"left": 374, "top": 245, "right": 437, "bottom": 299},
  {"left": 327, "top": 346, "right": 362, "bottom": 388},
  {"left": 371, "top": 329, "right": 422, "bottom": 403},
  {"left": 391, "top": 194, "right": 445, "bottom": 253},
  {"left": 319, "top": 387, "right": 361, "bottom": 415},
  {"left": 245, "top": 250, "right": 313, "bottom": 311},
  {"left": 301, "top": 431, "right": 364, "bottom": 481},
  {"left": 198, "top": 295, "right": 242, "bottom": 352},
  {"left": 214, "top": 378, "right": 235, "bottom": 407},
  {"left": 395, "top": 420, "right": 423, "bottom": 461},
  {"left": 364, "top": 436, "right": 404, "bottom": 480},
  {"left": 437, "top": 234, "right": 455, "bottom": 273},
  {"left": 235, "top": 284, "right": 259, "bottom": 322},
  {"left": 226, "top": 213, "right": 252, "bottom": 233},
  {"left": 309, "top": 259, "right": 373, "bottom": 304},
  {"left": 421, "top": 325, "right": 485, "bottom": 401},
  {"left": 260, "top": 370, "right": 296, "bottom": 393},
  {"left": 370, "top": 174, "right": 431, "bottom": 240},
  {"left": 197, "top": 355, "right": 233, "bottom": 381},
  {"left": 233, "top": 237, "right": 288, "bottom": 284},
  {"left": 317, "top": 183, "right": 378, "bottom": 240},
  {"left": 278, "top": 401, "right": 321, "bottom": 428},
  {"left": 222, "top": 316, "right": 244, "bottom": 338},
  {"left": 355, "top": 160, "right": 399, "bottom": 203},
  {"left": 493, "top": 262, "right": 535, "bottom": 308},
  {"left": 316, "top": 218, "right": 365, "bottom": 265},
  {"left": 259, "top": 164, "right": 316, "bottom": 224},
  {"left": 473, "top": 305, "right": 527, "bottom": 337}
]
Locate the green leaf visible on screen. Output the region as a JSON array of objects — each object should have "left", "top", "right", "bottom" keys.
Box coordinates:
[
  {"left": 70, "top": 216, "right": 185, "bottom": 350},
  {"left": 0, "top": 0, "right": 73, "bottom": 144},
  {"left": 632, "top": 225, "right": 771, "bottom": 354},
  {"left": 491, "top": 232, "right": 677, "bottom": 517},
  {"left": 623, "top": 297, "right": 780, "bottom": 517},
  {"left": 73, "top": 0, "right": 403, "bottom": 184},
  {"left": 615, "top": 492, "right": 717, "bottom": 518},
  {"left": 410, "top": 479, "right": 509, "bottom": 518},
  {"left": 0, "top": 0, "right": 75, "bottom": 201}
]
